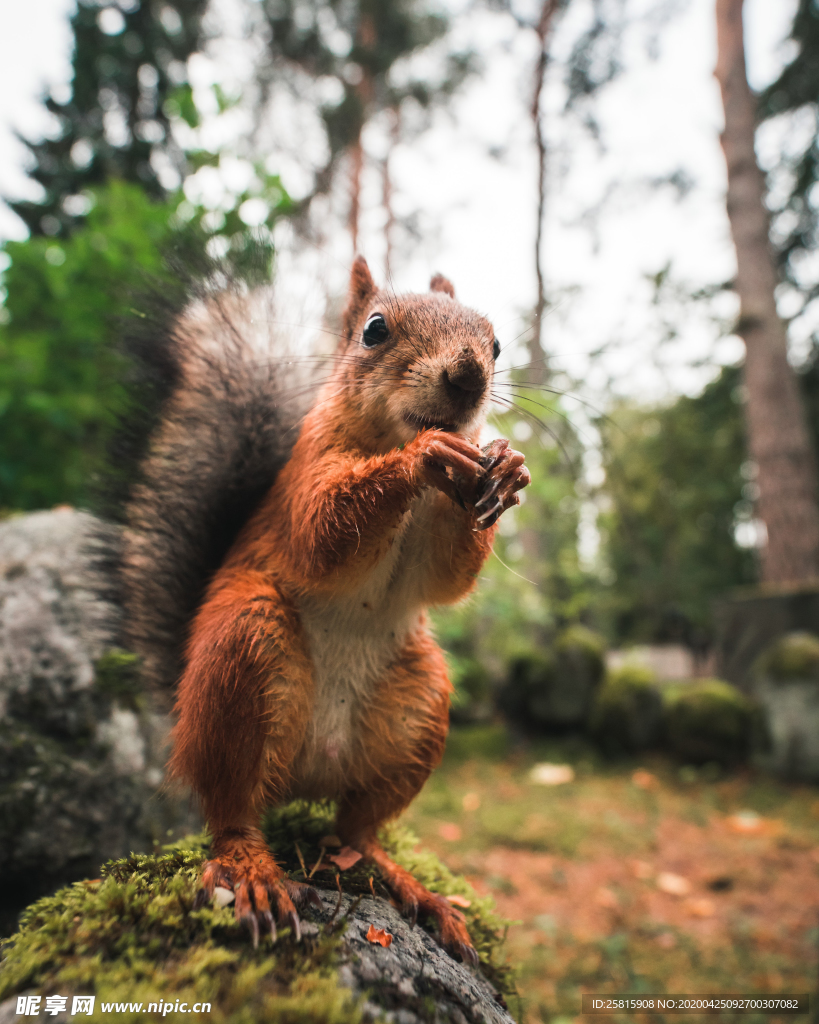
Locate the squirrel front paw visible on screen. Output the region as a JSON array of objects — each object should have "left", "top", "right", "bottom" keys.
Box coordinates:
[
  {"left": 407, "top": 429, "right": 484, "bottom": 500},
  {"left": 471, "top": 438, "right": 530, "bottom": 530}
]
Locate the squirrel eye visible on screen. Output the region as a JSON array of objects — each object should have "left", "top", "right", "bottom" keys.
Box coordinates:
[
  {"left": 492, "top": 337, "right": 501, "bottom": 360},
  {"left": 362, "top": 313, "right": 389, "bottom": 348}
]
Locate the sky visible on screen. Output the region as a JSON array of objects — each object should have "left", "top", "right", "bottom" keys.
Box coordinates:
[{"left": 0, "top": 0, "right": 801, "bottom": 410}]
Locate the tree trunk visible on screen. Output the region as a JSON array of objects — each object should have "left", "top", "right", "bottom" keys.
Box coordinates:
[
  {"left": 715, "top": 0, "right": 819, "bottom": 584},
  {"left": 529, "top": 0, "right": 562, "bottom": 387}
]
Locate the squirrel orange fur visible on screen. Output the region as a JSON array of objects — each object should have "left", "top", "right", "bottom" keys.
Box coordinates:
[{"left": 124, "top": 256, "right": 530, "bottom": 962}]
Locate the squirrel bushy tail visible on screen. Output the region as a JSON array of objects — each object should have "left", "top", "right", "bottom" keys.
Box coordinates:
[{"left": 118, "top": 273, "right": 318, "bottom": 696}]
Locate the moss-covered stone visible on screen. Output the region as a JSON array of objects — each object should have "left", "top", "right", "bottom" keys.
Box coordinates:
[
  {"left": 0, "top": 805, "right": 515, "bottom": 1022},
  {"left": 589, "top": 665, "right": 663, "bottom": 756},
  {"left": 663, "top": 679, "right": 759, "bottom": 766},
  {"left": 497, "top": 626, "right": 606, "bottom": 732},
  {"left": 754, "top": 632, "right": 819, "bottom": 684}
]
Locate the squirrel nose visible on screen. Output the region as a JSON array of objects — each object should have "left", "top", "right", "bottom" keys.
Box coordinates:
[{"left": 443, "top": 359, "right": 486, "bottom": 398}]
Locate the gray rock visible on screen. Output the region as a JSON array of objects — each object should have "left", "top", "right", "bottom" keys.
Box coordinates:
[
  {"left": 311, "top": 890, "right": 514, "bottom": 1024},
  {"left": 0, "top": 509, "right": 196, "bottom": 933}
]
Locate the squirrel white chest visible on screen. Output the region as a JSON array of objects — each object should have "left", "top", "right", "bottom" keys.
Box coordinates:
[{"left": 292, "top": 490, "right": 438, "bottom": 794}]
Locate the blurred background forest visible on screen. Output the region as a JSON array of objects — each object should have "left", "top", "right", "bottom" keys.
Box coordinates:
[{"left": 2, "top": 0, "right": 819, "bottom": 1018}]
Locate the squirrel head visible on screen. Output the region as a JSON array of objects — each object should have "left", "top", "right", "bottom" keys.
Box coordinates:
[{"left": 336, "top": 256, "right": 499, "bottom": 449}]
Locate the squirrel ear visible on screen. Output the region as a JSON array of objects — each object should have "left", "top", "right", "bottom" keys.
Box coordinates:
[
  {"left": 343, "top": 256, "right": 377, "bottom": 340},
  {"left": 430, "top": 273, "right": 455, "bottom": 299}
]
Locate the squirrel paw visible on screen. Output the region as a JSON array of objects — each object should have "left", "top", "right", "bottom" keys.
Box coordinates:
[
  {"left": 408, "top": 429, "right": 483, "bottom": 501},
  {"left": 194, "top": 831, "right": 317, "bottom": 948},
  {"left": 359, "top": 840, "right": 479, "bottom": 966},
  {"left": 472, "top": 438, "right": 530, "bottom": 530}
]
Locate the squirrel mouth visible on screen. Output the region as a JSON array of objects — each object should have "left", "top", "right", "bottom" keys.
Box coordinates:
[{"left": 404, "top": 411, "right": 457, "bottom": 433}]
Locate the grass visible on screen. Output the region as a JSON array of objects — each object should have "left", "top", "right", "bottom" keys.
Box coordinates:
[{"left": 402, "top": 726, "right": 819, "bottom": 1024}]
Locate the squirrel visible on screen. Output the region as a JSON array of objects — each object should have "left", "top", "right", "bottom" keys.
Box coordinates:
[{"left": 121, "top": 255, "right": 530, "bottom": 964}]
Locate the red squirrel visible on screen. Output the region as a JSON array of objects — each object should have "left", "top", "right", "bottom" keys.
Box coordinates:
[{"left": 123, "top": 256, "right": 530, "bottom": 963}]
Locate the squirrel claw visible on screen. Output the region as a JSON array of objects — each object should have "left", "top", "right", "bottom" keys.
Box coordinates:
[
  {"left": 454, "top": 941, "right": 480, "bottom": 968},
  {"left": 241, "top": 909, "right": 260, "bottom": 949},
  {"left": 192, "top": 887, "right": 209, "bottom": 911},
  {"left": 285, "top": 910, "right": 302, "bottom": 942},
  {"left": 261, "top": 910, "right": 277, "bottom": 943}
]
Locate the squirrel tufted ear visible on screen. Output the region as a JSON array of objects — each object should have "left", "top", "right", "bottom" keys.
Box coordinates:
[
  {"left": 430, "top": 273, "right": 455, "bottom": 299},
  {"left": 343, "top": 256, "right": 377, "bottom": 340}
]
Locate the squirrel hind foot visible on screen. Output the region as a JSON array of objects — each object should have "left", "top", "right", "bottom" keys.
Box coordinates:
[
  {"left": 358, "top": 837, "right": 479, "bottom": 967},
  {"left": 198, "top": 830, "right": 316, "bottom": 947}
]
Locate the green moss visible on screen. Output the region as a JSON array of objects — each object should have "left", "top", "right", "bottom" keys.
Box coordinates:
[
  {"left": 554, "top": 624, "right": 606, "bottom": 663},
  {"left": 498, "top": 626, "right": 606, "bottom": 732},
  {"left": 663, "top": 679, "right": 759, "bottom": 766},
  {"left": 755, "top": 632, "right": 819, "bottom": 683},
  {"left": 590, "top": 666, "right": 663, "bottom": 756},
  {"left": 94, "top": 649, "right": 145, "bottom": 712},
  {"left": 0, "top": 804, "right": 514, "bottom": 1019}
]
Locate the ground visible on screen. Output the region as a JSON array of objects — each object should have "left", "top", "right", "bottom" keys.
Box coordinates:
[{"left": 402, "top": 726, "right": 819, "bottom": 1024}]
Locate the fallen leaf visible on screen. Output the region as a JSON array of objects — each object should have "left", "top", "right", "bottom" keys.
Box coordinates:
[
  {"left": 319, "top": 835, "right": 342, "bottom": 848},
  {"left": 446, "top": 894, "right": 472, "bottom": 908},
  {"left": 727, "top": 810, "right": 762, "bottom": 834},
  {"left": 529, "top": 763, "right": 575, "bottom": 786},
  {"left": 462, "top": 792, "right": 481, "bottom": 812},
  {"left": 327, "top": 846, "right": 362, "bottom": 870},
  {"left": 631, "top": 860, "right": 654, "bottom": 880},
  {"left": 366, "top": 924, "right": 393, "bottom": 947},
  {"left": 686, "top": 897, "right": 715, "bottom": 918},
  {"left": 631, "top": 769, "right": 659, "bottom": 790},
  {"left": 438, "top": 822, "right": 462, "bottom": 841},
  {"left": 595, "top": 887, "right": 619, "bottom": 909},
  {"left": 656, "top": 872, "right": 691, "bottom": 896}
]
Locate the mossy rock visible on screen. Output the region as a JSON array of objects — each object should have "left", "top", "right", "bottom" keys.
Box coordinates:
[
  {"left": 0, "top": 804, "right": 515, "bottom": 1023},
  {"left": 663, "top": 679, "right": 759, "bottom": 766},
  {"left": 589, "top": 664, "right": 663, "bottom": 756},
  {"left": 497, "top": 626, "right": 606, "bottom": 732},
  {"left": 754, "top": 632, "right": 819, "bottom": 684}
]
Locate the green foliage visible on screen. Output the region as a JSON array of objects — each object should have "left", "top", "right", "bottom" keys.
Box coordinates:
[
  {"left": 0, "top": 183, "right": 179, "bottom": 510},
  {"left": 597, "top": 365, "right": 756, "bottom": 646},
  {"left": 258, "top": 0, "right": 475, "bottom": 181},
  {"left": 754, "top": 631, "right": 819, "bottom": 683},
  {"left": 10, "top": 0, "right": 207, "bottom": 237},
  {"left": 0, "top": 176, "right": 291, "bottom": 512},
  {"left": 663, "top": 679, "right": 758, "bottom": 766},
  {"left": 590, "top": 665, "right": 663, "bottom": 757}
]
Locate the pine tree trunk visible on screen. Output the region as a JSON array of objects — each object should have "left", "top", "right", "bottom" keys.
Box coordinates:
[{"left": 715, "top": 0, "right": 819, "bottom": 584}]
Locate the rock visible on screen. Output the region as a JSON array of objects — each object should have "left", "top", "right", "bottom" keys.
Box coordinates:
[
  {"left": 590, "top": 663, "right": 664, "bottom": 756},
  {"left": 498, "top": 625, "right": 606, "bottom": 732},
  {"left": 0, "top": 509, "right": 197, "bottom": 935},
  {"left": 752, "top": 632, "right": 819, "bottom": 781},
  {"left": 662, "top": 678, "right": 760, "bottom": 766},
  {"left": 311, "top": 890, "right": 513, "bottom": 1024}
]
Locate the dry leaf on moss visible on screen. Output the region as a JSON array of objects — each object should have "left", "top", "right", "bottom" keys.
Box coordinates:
[
  {"left": 366, "top": 924, "right": 393, "bottom": 947},
  {"left": 327, "top": 846, "right": 362, "bottom": 870},
  {"left": 446, "top": 894, "right": 472, "bottom": 908}
]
